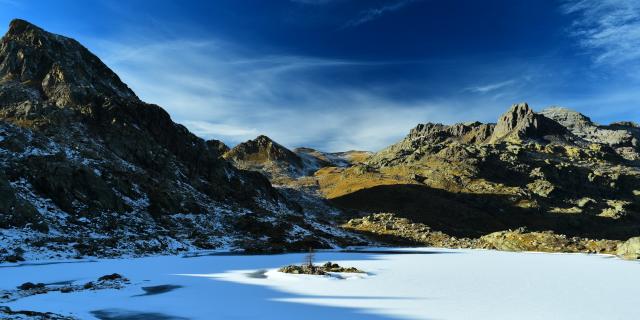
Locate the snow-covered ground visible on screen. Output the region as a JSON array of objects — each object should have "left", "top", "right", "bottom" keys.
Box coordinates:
[{"left": 1, "top": 248, "right": 639, "bottom": 320}]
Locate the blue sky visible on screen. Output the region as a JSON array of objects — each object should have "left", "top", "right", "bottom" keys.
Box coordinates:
[{"left": 1, "top": 0, "right": 639, "bottom": 151}]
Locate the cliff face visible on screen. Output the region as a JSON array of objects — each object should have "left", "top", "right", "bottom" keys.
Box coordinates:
[
  {"left": 0, "top": 19, "right": 359, "bottom": 261},
  {"left": 489, "top": 102, "right": 571, "bottom": 143}
]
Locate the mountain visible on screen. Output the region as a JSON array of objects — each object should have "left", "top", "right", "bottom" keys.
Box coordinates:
[
  {"left": 224, "top": 135, "right": 306, "bottom": 183},
  {"left": 223, "top": 135, "right": 371, "bottom": 184},
  {"left": 0, "top": 19, "right": 360, "bottom": 262},
  {"left": 295, "top": 148, "right": 372, "bottom": 168},
  {"left": 319, "top": 103, "right": 640, "bottom": 240}
]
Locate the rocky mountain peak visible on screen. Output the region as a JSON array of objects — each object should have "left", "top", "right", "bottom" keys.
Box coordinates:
[
  {"left": 6, "top": 19, "right": 37, "bottom": 37},
  {"left": 224, "top": 135, "right": 302, "bottom": 167},
  {"left": 490, "top": 102, "right": 568, "bottom": 143},
  {"left": 491, "top": 102, "right": 534, "bottom": 140},
  {"left": 254, "top": 134, "right": 276, "bottom": 146},
  {"left": 540, "top": 107, "right": 594, "bottom": 131},
  {"left": 0, "top": 19, "right": 136, "bottom": 107},
  {"left": 408, "top": 121, "right": 494, "bottom": 145},
  {"left": 541, "top": 106, "right": 640, "bottom": 160}
]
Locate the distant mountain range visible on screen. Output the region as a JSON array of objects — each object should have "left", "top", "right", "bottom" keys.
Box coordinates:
[{"left": 1, "top": 20, "right": 639, "bottom": 263}]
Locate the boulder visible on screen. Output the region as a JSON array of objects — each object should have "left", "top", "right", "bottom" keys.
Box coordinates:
[{"left": 616, "top": 237, "right": 640, "bottom": 260}]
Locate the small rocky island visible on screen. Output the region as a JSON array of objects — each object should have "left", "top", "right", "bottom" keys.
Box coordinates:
[
  {"left": 279, "top": 262, "right": 364, "bottom": 275},
  {"left": 279, "top": 249, "right": 364, "bottom": 275}
]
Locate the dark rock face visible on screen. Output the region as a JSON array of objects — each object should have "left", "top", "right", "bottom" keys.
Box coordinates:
[
  {"left": 0, "top": 168, "right": 42, "bottom": 231},
  {"left": 0, "top": 19, "right": 352, "bottom": 260},
  {"left": 0, "top": 19, "right": 135, "bottom": 107},
  {"left": 206, "top": 139, "right": 230, "bottom": 157}
]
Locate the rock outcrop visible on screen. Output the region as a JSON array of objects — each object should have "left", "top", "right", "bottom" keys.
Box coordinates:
[
  {"left": 489, "top": 102, "right": 570, "bottom": 143},
  {"left": 616, "top": 237, "right": 640, "bottom": 260},
  {"left": 541, "top": 107, "right": 640, "bottom": 160}
]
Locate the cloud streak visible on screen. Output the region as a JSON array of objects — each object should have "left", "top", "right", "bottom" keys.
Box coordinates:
[
  {"left": 342, "top": 0, "right": 418, "bottom": 28},
  {"left": 562, "top": 0, "right": 640, "bottom": 65},
  {"left": 465, "top": 80, "right": 517, "bottom": 94}
]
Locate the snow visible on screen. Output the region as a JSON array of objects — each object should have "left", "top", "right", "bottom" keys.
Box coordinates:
[{"left": 1, "top": 248, "right": 639, "bottom": 320}]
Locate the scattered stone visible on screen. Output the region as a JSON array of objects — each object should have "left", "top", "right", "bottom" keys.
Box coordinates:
[
  {"left": 98, "top": 273, "right": 123, "bottom": 282},
  {"left": 17, "top": 282, "right": 45, "bottom": 291},
  {"left": 2, "top": 274, "right": 130, "bottom": 305},
  {"left": 0, "top": 306, "right": 75, "bottom": 320},
  {"left": 342, "top": 213, "right": 475, "bottom": 248},
  {"left": 479, "top": 229, "right": 618, "bottom": 254},
  {"left": 60, "top": 286, "right": 74, "bottom": 293}
]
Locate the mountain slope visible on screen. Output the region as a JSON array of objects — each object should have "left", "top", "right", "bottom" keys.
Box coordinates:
[{"left": 0, "top": 19, "right": 360, "bottom": 262}]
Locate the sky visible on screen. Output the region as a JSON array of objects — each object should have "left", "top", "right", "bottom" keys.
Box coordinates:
[{"left": 1, "top": 0, "right": 639, "bottom": 151}]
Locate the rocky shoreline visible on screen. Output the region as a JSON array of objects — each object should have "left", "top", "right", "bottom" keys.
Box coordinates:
[{"left": 343, "top": 213, "right": 639, "bottom": 259}]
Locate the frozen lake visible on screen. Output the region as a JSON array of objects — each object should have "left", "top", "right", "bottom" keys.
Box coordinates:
[{"left": 1, "top": 248, "right": 639, "bottom": 320}]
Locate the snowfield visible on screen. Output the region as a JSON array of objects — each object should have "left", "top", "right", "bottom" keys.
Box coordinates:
[{"left": 1, "top": 248, "right": 639, "bottom": 320}]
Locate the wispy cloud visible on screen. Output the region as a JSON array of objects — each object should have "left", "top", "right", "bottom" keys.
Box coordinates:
[
  {"left": 87, "top": 36, "right": 491, "bottom": 151},
  {"left": 561, "top": 0, "right": 640, "bottom": 65},
  {"left": 181, "top": 121, "right": 260, "bottom": 142},
  {"left": 342, "top": 0, "right": 418, "bottom": 28},
  {"left": 465, "top": 80, "right": 517, "bottom": 94}
]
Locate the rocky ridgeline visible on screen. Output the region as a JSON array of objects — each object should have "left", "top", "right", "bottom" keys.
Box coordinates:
[
  {"left": 329, "top": 102, "right": 640, "bottom": 243},
  {"left": 217, "top": 103, "right": 640, "bottom": 257}
]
